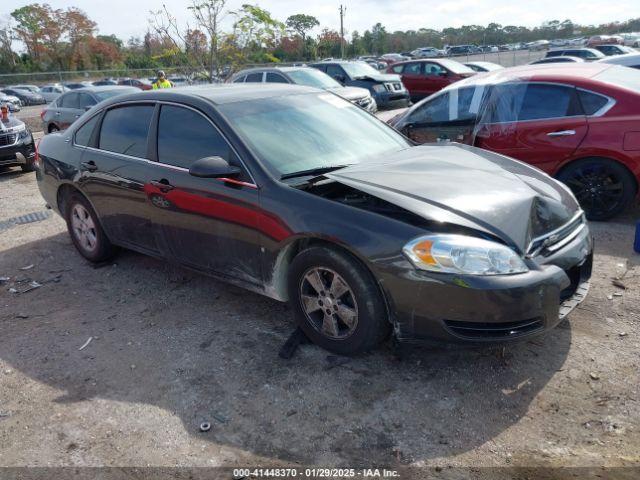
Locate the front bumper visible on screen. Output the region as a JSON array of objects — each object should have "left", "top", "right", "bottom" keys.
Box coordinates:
[
  {"left": 373, "top": 89, "right": 410, "bottom": 109},
  {"left": 0, "top": 132, "right": 36, "bottom": 168},
  {"left": 380, "top": 224, "right": 593, "bottom": 344}
]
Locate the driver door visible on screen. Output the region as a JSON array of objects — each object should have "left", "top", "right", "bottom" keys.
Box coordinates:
[{"left": 148, "top": 104, "right": 262, "bottom": 284}]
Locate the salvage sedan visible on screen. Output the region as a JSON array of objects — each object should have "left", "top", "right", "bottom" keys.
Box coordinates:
[{"left": 36, "top": 84, "right": 593, "bottom": 354}]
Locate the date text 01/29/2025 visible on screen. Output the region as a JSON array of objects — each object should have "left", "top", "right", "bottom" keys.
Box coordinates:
[{"left": 233, "top": 468, "right": 400, "bottom": 477}]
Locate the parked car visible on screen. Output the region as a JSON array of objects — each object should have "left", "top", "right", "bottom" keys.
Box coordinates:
[
  {"left": 310, "top": 61, "right": 410, "bottom": 109},
  {"left": 380, "top": 53, "right": 410, "bottom": 64},
  {"left": 387, "top": 59, "right": 475, "bottom": 101},
  {"left": 530, "top": 56, "right": 586, "bottom": 65},
  {"left": 388, "top": 63, "right": 640, "bottom": 220},
  {"left": 411, "top": 47, "right": 445, "bottom": 58},
  {"left": 586, "top": 35, "right": 623, "bottom": 47},
  {"left": 167, "top": 76, "right": 191, "bottom": 87},
  {"left": 0, "top": 92, "right": 22, "bottom": 112},
  {"left": 35, "top": 84, "right": 593, "bottom": 353},
  {"left": 229, "top": 67, "right": 377, "bottom": 113},
  {"left": 10, "top": 84, "right": 42, "bottom": 94},
  {"left": 92, "top": 79, "right": 118, "bottom": 86},
  {"left": 545, "top": 48, "right": 605, "bottom": 61},
  {"left": 621, "top": 33, "right": 640, "bottom": 48},
  {"left": 0, "top": 112, "right": 36, "bottom": 172},
  {"left": 0, "top": 87, "right": 46, "bottom": 105},
  {"left": 598, "top": 52, "right": 640, "bottom": 69},
  {"left": 118, "top": 78, "right": 153, "bottom": 90},
  {"left": 446, "top": 45, "right": 480, "bottom": 56},
  {"left": 41, "top": 86, "right": 139, "bottom": 133},
  {"left": 527, "top": 40, "right": 550, "bottom": 51},
  {"left": 64, "top": 82, "right": 94, "bottom": 90},
  {"left": 593, "top": 44, "right": 636, "bottom": 56},
  {"left": 39, "top": 84, "right": 68, "bottom": 102},
  {"left": 464, "top": 61, "right": 505, "bottom": 72}
]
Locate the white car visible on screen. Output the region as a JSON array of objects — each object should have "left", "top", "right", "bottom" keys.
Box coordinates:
[
  {"left": 411, "top": 47, "right": 444, "bottom": 58},
  {"left": 621, "top": 33, "right": 640, "bottom": 47},
  {"left": 39, "top": 84, "right": 68, "bottom": 102},
  {"left": 598, "top": 52, "right": 640, "bottom": 69}
]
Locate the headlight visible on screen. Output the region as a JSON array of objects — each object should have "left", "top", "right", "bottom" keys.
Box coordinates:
[
  {"left": 403, "top": 234, "right": 528, "bottom": 275},
  {"left": 372, "top": 84, "right": 386, "bottom": 93}
]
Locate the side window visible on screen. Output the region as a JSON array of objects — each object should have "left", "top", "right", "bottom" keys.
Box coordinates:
[
  {"left": 265, "top": 72, "right": 289, "bottom": 83},
  {"left": 99, "top": 105, "right": 154, "bottom": 158},
  {"left": 78, "top": 93, "right": 96, "bottom": 109},
  {"left": 326, "top": 65, "right": 345, "bottom": 78},
  {"left": 233, "top": 75, "right": 246, "bottom": 83},
  {"left": 245, "top": 72, "right": 263, "bottom": 82},
  {"left": 402, "top": 63, "right": 422, "bottom": 75},
  {"left": 74, "top": 114, "right": 100, "bottom": 147},
  {"left": 423, "top": 63, "right": 445, "bottom": 76},
  {"left": 409, "top": 86, "right": 485, "bottom": 124},
  {"left": 518, "top": 84, "right": 580, "bottom": 120},
  {"left": 60, "top": 93, "right": 79, "bottom": 109},
  {"left": 578, "top": 90, "right": 609, "bottom": 115},
  {"left": 157, "top": 105, "right": 231, "bottom": 169}
]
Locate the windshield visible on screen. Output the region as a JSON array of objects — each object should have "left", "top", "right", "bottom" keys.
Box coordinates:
[
  {"left": 94, "top": 88, "right": 139, "bottom": 101},
  {"left": 219, "top": 93, "right": 410, "bottom": 177},
  {"left": 341, "top": 62, "right": 382, "bottom": 79},
  {"left": 288, "top": 69, "right": 342, "bottom": 89}
]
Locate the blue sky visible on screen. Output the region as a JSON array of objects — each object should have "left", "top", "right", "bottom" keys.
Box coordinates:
[{"left": 2, "top": 0, "right": 638, "bottom": 42}]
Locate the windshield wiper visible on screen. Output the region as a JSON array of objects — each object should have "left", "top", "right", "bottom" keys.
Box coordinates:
[{"left": 280, "top": 165, "right": 352, "bottom": 181}]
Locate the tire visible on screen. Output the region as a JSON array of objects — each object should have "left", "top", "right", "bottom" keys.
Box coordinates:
[
  {"left": 48, "top": 124, "right": 59, "bottom": 133},
  {"left": 557, "top": 158, "right": 637, "bottom": 221},
  {"left": 65, "top": 193, "right": 116, "bottom": 263},
  {"left": 20, "top": 158, "right": 36, "bottom": 173},
  {"left": 287, "top": 246, "right": 391, "bottom": 355}
]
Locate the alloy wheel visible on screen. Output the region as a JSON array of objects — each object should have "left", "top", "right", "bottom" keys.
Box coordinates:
[
  {"left": 299, "top": 267, "right": 359, "bottom": 340},
  {"left": 70, "top": 204, "right": 98, "bottom": 253},
  {"left": 565, "top": 164, "right": 624, "bottom": 218}
]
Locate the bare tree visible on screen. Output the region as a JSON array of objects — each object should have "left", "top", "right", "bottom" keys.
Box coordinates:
[{"left": 188, "top": 0, "right": 229, "bottom": 81}]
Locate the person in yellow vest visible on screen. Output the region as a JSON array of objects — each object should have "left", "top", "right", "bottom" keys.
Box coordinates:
[{"left": 152, "top": 71, "right": 173, "bottom": 89}]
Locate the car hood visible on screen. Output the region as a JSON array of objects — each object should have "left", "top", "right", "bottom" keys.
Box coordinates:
[
  {"left": 325, "top": 144, "right": 580, "bottom": 253},
  {"left": 328, "top": 86, "right": 370, "bottom": 101},
  {"left": 0, "top": 116, "right": 26, "bottom": 132},
  {"left": 355, "top": 73, "right": 402, "bottom": 83}
]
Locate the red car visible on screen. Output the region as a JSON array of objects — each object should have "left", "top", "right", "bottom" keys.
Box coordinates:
[
  {"left": 118, "top": 78, "right": 153, "bottom": 90},
  {"left": 388, "top": 63, "right": 640, "bottom": 220},
  {"left": 387, "top": 59, "right": 476, "bottom": 101}
]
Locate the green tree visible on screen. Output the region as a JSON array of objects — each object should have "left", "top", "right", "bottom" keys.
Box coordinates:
[{"left": 286, "top": 14, "right": 319, "bottom": 59}]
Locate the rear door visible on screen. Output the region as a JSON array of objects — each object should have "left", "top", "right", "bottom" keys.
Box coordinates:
[
  {"left": 78, "top": 103, "right": 161, "bottom": 254},
  {"left": 56, "top": 92, "right": 80, "bottom": 130},
  {"left": 148, "top": 104, "right": 262, "bottom": 283},
  {"left": 398, "top": 62, "right": 423, "bottom": 99},
  {"left": 421, "top": 62, "right": 451, "bottom": 97}
]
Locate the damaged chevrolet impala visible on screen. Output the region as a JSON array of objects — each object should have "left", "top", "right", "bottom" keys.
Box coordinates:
[{"left": 36, "top": 84, "right": 593, "bottom": 354}]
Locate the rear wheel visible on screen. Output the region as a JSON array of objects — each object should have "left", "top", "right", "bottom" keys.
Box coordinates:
[
  {"left": 65, "top": 194, "right": 116, "bottom": 262},
  {"left": 48, "top": 124, "right": 59, "bottom": 133},
  {"left": 288, "top": 246, "right": 391, "bottom": 355},
  {"left": 557, "top": 158, "right": 637, "bottom": 221}
]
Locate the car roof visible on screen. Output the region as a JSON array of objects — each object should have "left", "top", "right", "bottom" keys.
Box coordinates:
[
  {"left": 97, "top": 83, "right": 321, "bottom": 106},
  {"left": 66, "top": 85, "right": 137, "bottom": 93},
  {"left": 599, "top": 52, "right": 640, "bottom": 66}
]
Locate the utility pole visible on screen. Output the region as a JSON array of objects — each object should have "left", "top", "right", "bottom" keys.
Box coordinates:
[{"left": 339, "top": 4, "right": 346, "bottom": 59}]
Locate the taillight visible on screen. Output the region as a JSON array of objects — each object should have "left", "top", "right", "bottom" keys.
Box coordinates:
[
  {"left": 40, "top": 109, "right": 46, "bottom": 120},
  {"left": 35, "top": 138, "right": 41, "bottom": 169}
]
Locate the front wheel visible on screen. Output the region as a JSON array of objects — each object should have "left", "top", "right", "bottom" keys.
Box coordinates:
[
  {"left": 287, "top": 246, "right": 391, "bottom": 355},
  {"left": 557, "top": 158, "right": 637, "bottom": 221}
]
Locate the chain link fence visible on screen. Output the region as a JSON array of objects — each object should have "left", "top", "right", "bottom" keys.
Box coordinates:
[{"left": 0, "top": 50, "right": 548, "bottom": 87}]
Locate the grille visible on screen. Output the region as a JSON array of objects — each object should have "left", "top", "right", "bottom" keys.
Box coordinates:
[
  {"left": 527, "top": 212, "right": 585, "bottom": 257},
  {"left": 444, "top": 318, "right": 544, "bottom": 340},
  {"left": 0, "top": 133, "right": 17, "bottom": 147}
]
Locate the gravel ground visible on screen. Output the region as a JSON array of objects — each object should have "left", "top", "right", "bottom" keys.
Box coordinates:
[{"left": 0, "top": 168, "right": 639, "bottom": 478}]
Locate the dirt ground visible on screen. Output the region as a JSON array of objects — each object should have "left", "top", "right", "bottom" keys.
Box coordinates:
[{"left": 0, "top": 167, "right": 639, "bottom": 478}]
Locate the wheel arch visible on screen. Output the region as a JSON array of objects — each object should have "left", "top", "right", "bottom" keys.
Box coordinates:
[
  {"left": 265, "top": 236, "right": 394, "bottom": 325},
  {"left": 56, "top": 183, "right": 105, "bottom": 222},
  {"left": 555, "top": 155, "right": 639, "bottom": 197}
]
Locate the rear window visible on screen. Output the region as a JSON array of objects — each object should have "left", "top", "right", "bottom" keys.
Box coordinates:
[
  {"left": 578, "top": 90, "right": 610, "bottom": 115},
  {"left": 487, "top": 84, "right": 581, "bottom": 122},
  {"left": 265, "top": 72, "right": 288, "bottom": 83},
  {"left": 595, "top": 66, "right": 640, "bottom": 92},
  {"left": 74, "top": 114, "right": 100, "bottom": 147},
  {"left": 60, "top": 93, "right": 79, "bottom": 109},
  {"left": 434, "top": 59, "right": 475, "bottom": 74},
  {"left": 99, "top": 105, "right": 154, "bottom": 158}
]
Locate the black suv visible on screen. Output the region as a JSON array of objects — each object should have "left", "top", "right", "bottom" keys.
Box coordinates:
[
  {"left": 0, "top": 113, "right": 36, "bottom": 172},
  {"left": 310, "top": 61, "right": 409, "bottom": 109}
]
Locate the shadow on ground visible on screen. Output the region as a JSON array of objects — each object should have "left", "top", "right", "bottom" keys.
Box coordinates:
[{"left": 0, "top": 231, "right": 572, "bottom": 466}]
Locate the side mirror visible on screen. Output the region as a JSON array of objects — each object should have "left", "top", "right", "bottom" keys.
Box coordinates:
[{"left": 189, "top": 156, "right": 241, "bottom": 178}]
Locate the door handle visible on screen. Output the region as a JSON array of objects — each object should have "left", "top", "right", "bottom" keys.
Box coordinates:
[
  {"left": 547, "top": 130, "right": 576, "bottom": 137},
  {"left": 55, "top": 111, "right": 61, "bottom": 115},
  {"left": 150, "top": 179, "right": 174, "bottom": 192},
  {"left": 80, "top": 161, "right": 98, "bottom": 172}
]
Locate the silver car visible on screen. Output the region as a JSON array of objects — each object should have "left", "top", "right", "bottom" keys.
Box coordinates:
[{"left": 39, "top": 84, "right": 69, "bottom": 103}]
